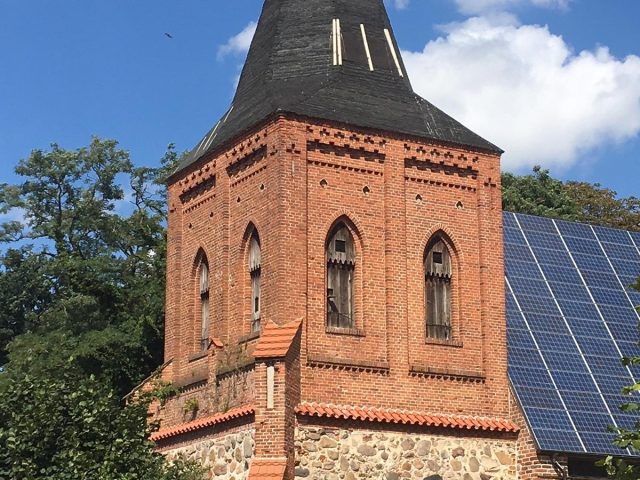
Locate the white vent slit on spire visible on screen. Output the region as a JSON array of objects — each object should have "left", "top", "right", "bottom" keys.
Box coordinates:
[
  {"left": 360, "top": 24, "right": 374, "bottom": 71},
  {"left": 384, "top": 28, "right": 403, "bottom": 77},
  {"left": 332, "top": 19, "right": 337, "bottom": 65},
  {"left": 337, "top": 20, "right": 342, "bottom": 65},
  {"left": 332, "top": 19, "right": 343, "bottom": 66}
]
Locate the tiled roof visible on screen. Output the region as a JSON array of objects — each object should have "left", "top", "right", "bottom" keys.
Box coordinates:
[
  {"left": 296, "top": 403, "right": 519, "bottom": 433},
  {"left": 253, "top": 319, "right": 303, "bottom": 360},
  {"left": 150, "top": 405, "right": 255, "bottom": 442},
  {"left": 176, "top": 0, "right": 500, "bottom": 174},
  {"left": 248, "top": 458, "right": 287, "bottom": 480}
]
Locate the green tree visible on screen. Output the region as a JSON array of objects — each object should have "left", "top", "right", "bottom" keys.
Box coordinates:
[
  {"left": 0, "top": 139, "right": 201, "bottom": 479},
  {"left": 0, "top": 363, "right": 202, "bottom": 480},
  {"left": 502, "top": 166, "right": 579, "bottom": 221},
  {"left": 502, "top": 167, "right": 640, "bottom": 232},
  {"left": 0, "top": 138, "right": 178, "bottom": 395},
  {"left": 565, "top": 182, "right": 640, "bottom": 231}
]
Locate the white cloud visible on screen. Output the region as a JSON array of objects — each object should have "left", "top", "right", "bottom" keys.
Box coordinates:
[
  {"left": 394, "top": 0, "right": 410, "bottom": 9},
  {"left": 454, "top": 0, "right": 570, "bottom": 15},
  {"left": 402, "top": 16, "right": 640, "bottom": 171},
  {"left": 217, "top": 21, "right": 257, "bottom": 60}
]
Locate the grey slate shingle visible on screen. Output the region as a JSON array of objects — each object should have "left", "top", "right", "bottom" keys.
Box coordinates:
[{"left": 178, "top": 0, "right": 502, "bottom": 173}]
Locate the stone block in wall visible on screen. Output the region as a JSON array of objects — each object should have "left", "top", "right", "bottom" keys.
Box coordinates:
[
  {"left": 164, "top": 429, "right": 255, "bottom": 479},
  {"left": 295, "top": 427, "right": 516, "bottom": 480}
]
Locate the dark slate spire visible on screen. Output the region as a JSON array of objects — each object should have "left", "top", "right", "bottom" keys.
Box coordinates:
[{"left": 178, "top": 0, "right": 501, "bottom": 172}]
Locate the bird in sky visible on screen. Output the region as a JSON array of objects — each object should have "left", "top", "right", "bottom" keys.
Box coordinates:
[{"left": 164, "top": 33, "right": 173, "bottom": 39}]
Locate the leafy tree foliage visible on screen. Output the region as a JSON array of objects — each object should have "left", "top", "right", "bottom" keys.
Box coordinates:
[
  {"left": 502, "top": 166, "right": 640, "bottom": 232},
  {"left": 0, "top": 138, "right": 201, "bottom": 479},
  {"left": 502, "top": 166, "right": 579, "bottom": 221},
  {"left": 0, "top": 364, "right": 203, "bottom": 480},
  {"left": 565, "top": 182, "right": 640, "bottom": 232},
  {"left": 0, "top": 138, "right": 177, "bottom": 394}
]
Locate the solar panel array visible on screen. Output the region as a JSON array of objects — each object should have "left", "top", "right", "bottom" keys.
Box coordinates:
[{"left": 504, "top": 212, "right": 640, "bottom": 456}]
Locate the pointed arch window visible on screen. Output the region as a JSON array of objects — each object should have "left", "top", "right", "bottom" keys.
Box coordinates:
[
  {"left": 248, "top": 233, "right": 262, "bottom": 333},
  {"left": 326, "top": 224, "right": 356, "bottom": 329},
  {"left": 425, "top": 238, "right": 452, "bottom": 340},
  {"left": 199, "top": 260, "right": 210, "bottom": 350}
]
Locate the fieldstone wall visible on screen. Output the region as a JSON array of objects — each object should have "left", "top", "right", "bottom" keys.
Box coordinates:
[
  {"left": 165, "top": 429, "right": 255, "bottom": 479},
  {"left": 295, "top": 427, "right": 516, "bottom": 480}
]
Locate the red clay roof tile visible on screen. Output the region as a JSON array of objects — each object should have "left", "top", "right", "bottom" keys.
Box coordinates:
[
  {"left": 253, "top": 319, "right": 303, "bottom": 359},
  {"left": 248, "top": 458, "right": 287, "bottom": 480},
  {"left": 150, "top": 405, "right": 255, "bottom": 442},
  {"left": 295, "top": 403, "right": 519, "bottom": 434}
]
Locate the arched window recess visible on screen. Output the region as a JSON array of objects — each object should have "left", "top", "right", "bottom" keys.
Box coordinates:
[
  {"left": 198, "top": 259, "right": 210, "bottom": 351},
  {"left": 326, "top": 223, "right": 356, "bottom": 329},
  {"left": 248, "top": 233, "right": 262, "bottom": 333},
  {"left": 424, "top": 237, "right": 453, "bottom": 340}
]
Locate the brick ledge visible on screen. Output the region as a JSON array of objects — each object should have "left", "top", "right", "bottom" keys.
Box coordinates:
[
  {"left": 409, "top": 365, "right": 485, "bottom": 383},
  {"left": 307, "top": 355, "right": 390, "bottom": 373}
]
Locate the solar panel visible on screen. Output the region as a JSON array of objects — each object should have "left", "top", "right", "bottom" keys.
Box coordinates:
[{"left": 505, "top": 212, "right": 640, "bottom": 457}]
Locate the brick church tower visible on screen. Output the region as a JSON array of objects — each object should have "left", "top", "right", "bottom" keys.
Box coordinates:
[{"left": 152, "top": 0, "right": 520, "bottom": 478}]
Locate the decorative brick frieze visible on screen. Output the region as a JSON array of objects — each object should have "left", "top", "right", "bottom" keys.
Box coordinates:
[
  {"left": 307, "top": 355, "right": 391, "bottom": 374},
  {"left": 409, "top": 365, "right": 485, "bottom": 383}
]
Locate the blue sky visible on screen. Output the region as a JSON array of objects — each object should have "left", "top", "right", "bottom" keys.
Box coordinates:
[{"left": 1, "top": 0, "right": 639, "bottom": 200}]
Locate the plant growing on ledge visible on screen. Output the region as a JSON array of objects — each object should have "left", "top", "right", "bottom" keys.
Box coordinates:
[
  {"left": 151, "top": 380, "right": 180, "bottom": 407},
  {"left": 183, "top": 398, "right": 199, "bottom": 418}
]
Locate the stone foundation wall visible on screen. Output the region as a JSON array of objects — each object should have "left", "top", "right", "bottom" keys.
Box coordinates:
[
  {"left": 164, "top": 429, "right": 255, "bottom": 479},
  {"left": 295, "top": 427, "right": 516, "bottom": 480}
]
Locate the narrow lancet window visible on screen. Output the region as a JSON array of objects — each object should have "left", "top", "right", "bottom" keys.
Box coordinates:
[
  {"left": 248, "top": 234, "right": 262, "bottom": 333},
  {"left": 326, "top": 224, "right": 356, "bottom": 329},
  {"left": 425, "top": 238, "right": 452, "bottom": 340},
  {"left": 199, "top": 261, "right": 210, "bottom": 350}
]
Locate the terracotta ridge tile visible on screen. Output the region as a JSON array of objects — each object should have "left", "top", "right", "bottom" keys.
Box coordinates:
[
  {"left": 296, "top": 402, "right": 519, "bottom": 434},
  {"left": 254, "top": 318, "right": 303, "bottom": 360},
  {"left": 248, "top": 457, "right": 287, "bottom": 480},
  {"left": 150, "top": 404, "right": 255, "bottom": 442}
]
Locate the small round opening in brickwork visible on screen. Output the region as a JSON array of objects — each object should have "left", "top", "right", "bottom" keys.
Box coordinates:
[
  {"left": 456, "top": 201, "right": 464, "bottom": 209},
  {"left": 188, "top": 223, "right": 193, "bottom": 229},
  {"left": 320, "top": 179, "right": 328, "bottom": 188},
  {"left": 260, "top": 184, "right": 265, "bottom": 191},
  {"left": 209, "top": 212, "right": 214, "bottom": 218},
  {"left": 363, "top": 185, "right": 371, "bottom": 195},
  {"left": 237, "top": 197, "right": 241, "bottom": 203},
  {"left": 416, "top": 194, "right": 423, "bottom": 204}
]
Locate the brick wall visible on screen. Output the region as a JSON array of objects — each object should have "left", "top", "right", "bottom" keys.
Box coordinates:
[{"left": 161, "top": 114, "right": 512, "bottom": 477}]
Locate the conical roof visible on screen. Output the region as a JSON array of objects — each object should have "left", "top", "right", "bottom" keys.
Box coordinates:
[{"left": 178, "top": 0, "right": 501, "bottom": 172}]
